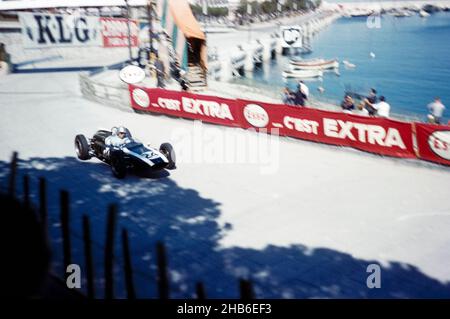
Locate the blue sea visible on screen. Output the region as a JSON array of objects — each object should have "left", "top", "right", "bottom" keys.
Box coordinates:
[{"left": 231, "top": 12, "right": 450, "bottom": 122}]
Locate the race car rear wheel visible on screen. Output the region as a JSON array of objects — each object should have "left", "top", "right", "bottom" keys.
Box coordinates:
[
  {"left": 160, "top": 143, "right": 176, "bottom": 169},
  {"left": 110, "top": 151, "right": 127, "bottom": 179},
  {"left": 75, "top": 134, "right": 91, "bottom": 160}
]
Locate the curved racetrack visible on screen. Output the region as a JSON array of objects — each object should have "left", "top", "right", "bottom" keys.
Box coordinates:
[{"left": 1, "top": 72, "right": 450, "bottom": 298}]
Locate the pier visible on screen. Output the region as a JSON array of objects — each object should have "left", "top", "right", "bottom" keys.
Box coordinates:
[{"left": 206, "top": 10, "right": 341, "bottom": 82}]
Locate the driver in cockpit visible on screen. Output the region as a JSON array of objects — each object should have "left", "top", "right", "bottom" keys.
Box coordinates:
[{"left": 106, "top": 126, "right": 133, "bottom": 148}]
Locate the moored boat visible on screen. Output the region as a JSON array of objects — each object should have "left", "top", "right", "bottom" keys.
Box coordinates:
[
  {"left": 282, "top": 69, "right": 323, "bottom": 78},
  {"left": 419, "top": 10, "right": 430, "bottom": 17},
  {"left": 343, "top": 60, "right": 356, "bottom": 68},
  {"left": 289, "top": 59, "right": 339, "bottom": 70}
]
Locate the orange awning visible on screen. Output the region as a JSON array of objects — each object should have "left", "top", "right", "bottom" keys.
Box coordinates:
[{"left": 168, "top": 0, "right": 205, "bottom": 41}]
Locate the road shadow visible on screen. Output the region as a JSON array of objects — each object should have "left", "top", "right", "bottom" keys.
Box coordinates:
[
  {"left": 134, "top": 167, "right": 171, "bottom": 179},
  {"left": 1, "top": 156, "right": 449, "bottom": 298}
]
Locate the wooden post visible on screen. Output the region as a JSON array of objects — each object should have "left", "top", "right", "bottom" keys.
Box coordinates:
[
  {"left": 60, "top": 190, "right": 71, "bottom": 278},
  {"left": 39, "top": 177, "right": 47, "bottom": 232},
  {"left": 196, "top": 282, "right": 206, "bottom": 299},
  {"left": 82, "top": 215, "right": 95, "bottom": 299},
  {"left": 8, "top": 151, "right": 18, "bottom": 198},
  {"left": 239, "top": 279, "right": 254, "bottom": 299},
  {"left": 104, "top": 204, "right": 118, "bottom": 299},
  {"left": 156, "top": 241, "right": 169, "bottom": 299},
  {"left": 121, "top": 228, "right": 136, "bottom": 299},
  {"left": 23, "top": 175, "right": 30, "bottom": 209}
]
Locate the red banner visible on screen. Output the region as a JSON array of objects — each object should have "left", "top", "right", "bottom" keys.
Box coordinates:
[
  {"left": 100, "top": 17, "right": 139, "bottom": 48},
  {"left": 237, "top": 99, "right": 416, "bottom": 158},
  {"left": 415, "top": 123, "right": 450, "bottom": 166},
  {"left": 128, "top": 86, "right": 419, "bottom": 160},
  {"left": 129, "top": 86, "right": 242, "bottom": 127}
]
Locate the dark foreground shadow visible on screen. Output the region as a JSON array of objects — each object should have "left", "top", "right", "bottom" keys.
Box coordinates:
[{"left": 0, "top": 156, "right": 449, "bottom": 298}]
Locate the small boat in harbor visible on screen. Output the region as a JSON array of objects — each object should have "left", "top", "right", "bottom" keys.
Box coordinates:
[
  {"left": 282, "top": 69, "right": 323, "bottom": 79},
  {"left": 290, "top": 59, "right": 339, "bottom": 70},
  {"left": 290, "top": 58, "right": 324, "bottom": 64},
  {"left": 419, "top": 10, "right": 430, "bottom": 17},
  {"left": 343, "top": 60, "right": 356, "bottom": 68}
]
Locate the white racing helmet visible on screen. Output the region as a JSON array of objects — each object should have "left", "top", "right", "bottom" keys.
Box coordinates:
[
  {"left": 117, "top": 126, "right": 132, "bottom": 138},
  {"left": 117, "top": 126, "right": 127, "bottom": 138}
]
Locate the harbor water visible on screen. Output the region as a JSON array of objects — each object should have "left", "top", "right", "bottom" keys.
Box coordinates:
[{"left": 230, "top": 12, "right": 450, "bottom": 123}]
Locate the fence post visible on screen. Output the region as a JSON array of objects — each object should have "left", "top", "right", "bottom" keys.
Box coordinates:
[
  {"left": 8, "top": 151, "right": 18, "bottom": 198},
  {"left": 60, "top": 190, "right": 71, "bottom": 278},
  {"left": 82, "top": 215, "right": 95, "bottom": 299},
  {"left": 196, "top": 282, "right": 206, "bottom": 299},
  {"left": 156, "top": 241, "right": 169, "bottom": 299},
  {"left": 121, "top": 228, "right": 136, "bottom": 299},
  {"left": 104, "top": 204, "right": 118, "bottom": 299},
  {"left": 23, "top": 175, "right": 30, "bottom": 209},
  {"left": 39, "top": 177, "right": 47, "bottom": 233},
  {"left": 239, "top": 279, "right": 254, "bottom": 299}
]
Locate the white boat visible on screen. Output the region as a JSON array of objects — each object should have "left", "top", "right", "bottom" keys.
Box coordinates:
[
  {"left": 343, "top": 60, "right": 356, "bottom": 68},
  {"left": 290, "top": 59, "right": 339, "bottom": 70},
  {"left": 290, "top": 58, "right": 324, "bottom": 65},
  {"left": 282, "top": 69, "right": 323, "bottom": 78},
  {"left": 419, "top": 10, "right": 430, "bottom": 17},
  {"left": 390, "top": 9, "right": 412, "bottom": 17}
]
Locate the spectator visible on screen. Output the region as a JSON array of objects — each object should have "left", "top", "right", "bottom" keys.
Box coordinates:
[
  {"left": 171, "top": 61, "right": 181, "bottom": 80},
  {"left": 179, "top": 70, "right": 189, "bottom": 92},
  {"left": 363, "top": 88, "right": 378, "bottom": 115},
  {"left": 341, "top": 95, "right": 355, "bottom": 113},
  {"left": 427, "top": 97, "right": 446, "bottom": 124},
  {"left": 355, "top": 103, "right": 369, "bottom": 116},
  {"left": 282, "top": 87, "right": 295, "bottom": 105},
  {"left": 293, "top": 86, "right": 306, "bottom": 107},
  {"left": 0, "top": 43, "right": 6, "bottom": 62},
  {"left": 298, "top": 81, "right": 309, "bottom": 100},
  {"left": 154, "top": 54, "right": 165, "bottom": 89},
  {"left": 372, "top": 96, "right": 390, "bottom": 118},
  {"left": 0, "top": 42, "right": 10, "bottom": 74}
]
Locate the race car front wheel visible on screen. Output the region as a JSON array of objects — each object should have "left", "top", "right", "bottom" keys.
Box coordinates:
[
  {"left": 110, "top": 151, "right": 127, "bottom": 179},
  {"left": 160, "top": 143, "right": 176, "bottom": 169},
  {"left": 75, "top": 134, "right": 91, "bottom": 160}
]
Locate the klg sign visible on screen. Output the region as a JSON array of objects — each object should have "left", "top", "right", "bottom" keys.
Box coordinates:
[{"left": 19, "top": 12, "right": 101, "bottom": 48}]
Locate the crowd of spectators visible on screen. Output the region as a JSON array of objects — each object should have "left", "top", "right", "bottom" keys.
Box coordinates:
[{"left": 281, "top": 83, "right": 447, "bottom": 124}]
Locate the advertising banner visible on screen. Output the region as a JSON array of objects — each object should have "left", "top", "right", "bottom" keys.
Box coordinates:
[
  {"left": 100, "top": 17, "right": 139, "bottom": 48},
  {"left": 237, "top": 99, "right": 416, "bottom": 158},
  {"left": 415, "top": 123, "right": 450, "bottom": 166},
  {"left": 129, "top": 86, "right": 241, "bottom": 127},
  {"left": 128, "top": 86, "right": 420, "bottom": 160},
  {"left": 18, "top": 12, "right": 101, "bottom": 48}
]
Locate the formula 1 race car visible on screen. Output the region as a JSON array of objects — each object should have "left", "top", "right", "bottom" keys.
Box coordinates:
[{"left": 74, "top": 128, "right": 176, "bottom": 179}]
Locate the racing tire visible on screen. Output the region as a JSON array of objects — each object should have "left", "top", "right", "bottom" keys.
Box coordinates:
[
  {"left": 160, "top": 143, "right": 176, "bottom": 169},
  {"left": 75, "top": 134, "right": 91, "bottom": 160},
  {"left": 110, "top": 151, "right": 127, "bottom": 179}
]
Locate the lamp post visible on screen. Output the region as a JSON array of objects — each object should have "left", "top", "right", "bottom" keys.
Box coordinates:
[
  {"left": 124, "top": 0, "right": 133, "bottom": 63},
  {"left": 147, "top": 0, "right": 154, "bottom": 56},
  {"left": 247, "top": 1, "right": 252, "bottom": 43}
]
